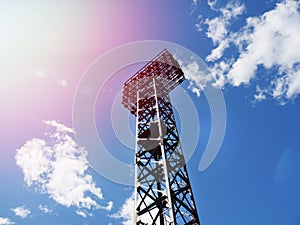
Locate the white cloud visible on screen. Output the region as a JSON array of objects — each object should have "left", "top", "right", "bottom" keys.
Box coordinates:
[
  {"left": 10, "top": 206, "right": 31, "bottom": 219},
  {"left": 228, "top": 0, "right": 300, "bottom": 87},
  {"left": 76, "top": 210, "right": 87, "bottom": 218},
  {"left": 111, "top": 193, "right": 134, "bottom": 225},
  {"left": 204, "top": 1, "right": 245, "bottom": 47},
  {"left": 254, "top": 86, "right": 267, "bottom": 102},
  {"left": 286, "top": 67, "right": 300, "bottom": 98},
  {"left": 38, "top": 205, "right": 55, "bottom": 215},
  {"left": 16, "top": 120, "right": 108, "bottom": 215},
  {"left": 194, "top": 0, "right": 300, "bottom": 103},
  {"left": 177, "top": 57, "right": 214, "bottom": 96},
  {"left": 207, "top": 0, "right": 217, "bottom": 11},
  {"left": 99, "top": 201, "right": 113, "bottom": 211},
  {"left": 0, "top": 218, "right": 14, "bottom": 225},
  {"left": 43, "top": 120, "right": 74, "bottom": 133},
  {"left": 206, "top": 39, "right": 229, "bottom": 62},
  {"left": 76, "top": 210, "right": 93, "bottom": 218}
]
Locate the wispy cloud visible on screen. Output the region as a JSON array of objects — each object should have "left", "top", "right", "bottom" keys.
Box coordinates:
[
  {"left": 76, "top": 210, "right": 93, "bottom": 218},
  {"left": 75, "top": 202, "right": 112, "bottom": 218},
  {"left": 207, "top": 0, "right": 217, "bottom": 11},
  {"left": 38, "top": 205, "right": 56, "bottom": 216},
  {"left": 192, "top": 0, "right": 300, "bottom": 103},
  {"left": 10, "top": 206, "right": 31, "bottom": 219},
  {"left": 204, "top": 1, "right": 245, "bottom": 62},
  {"left": 100, "top": 201, "right": 113, "bottom": 211},
  {"left": 0, "top": 218, "right": 14, "bottom": 225},
  {"left": 16, "top": 120, "right": 110, "bottom": 216},
  {"left": 191, "top": 0, "right": 198, "bottom": 14},
  {"left": 77, "top": 201, "right": 113, "bottom": 218}
]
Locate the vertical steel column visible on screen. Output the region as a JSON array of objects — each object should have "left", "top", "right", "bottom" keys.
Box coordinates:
[
  {"left": 134, "top": 78, "right": 200, "bottom": 225},
  {"left": 134, "top": 90, "right": 140, "bottom": 225},
  {"left": 153, "top": 77, "right": 175, "bottom": 224}
]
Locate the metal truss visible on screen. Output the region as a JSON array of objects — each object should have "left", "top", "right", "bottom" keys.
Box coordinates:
[{"left": 122, "top": 50, "right": 200, "bottom": 225}]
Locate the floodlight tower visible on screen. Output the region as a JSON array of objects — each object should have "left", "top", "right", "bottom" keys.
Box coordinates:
[{"left": 122, "top": 49, "right": 200, "bottom": 225}]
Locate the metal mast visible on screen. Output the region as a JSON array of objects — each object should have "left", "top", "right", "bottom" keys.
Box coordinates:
[{"left": 122, "top": 49, "right": 200, "bottom": 225}]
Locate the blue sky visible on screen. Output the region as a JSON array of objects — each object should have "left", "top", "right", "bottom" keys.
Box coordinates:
[{"left": 0, "top": 0, "right": 300, "bottom": 225}]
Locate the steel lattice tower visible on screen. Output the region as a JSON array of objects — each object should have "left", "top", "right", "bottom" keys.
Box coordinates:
[{"left": 122, "top": 49, "right": 200, "bottom": 225}]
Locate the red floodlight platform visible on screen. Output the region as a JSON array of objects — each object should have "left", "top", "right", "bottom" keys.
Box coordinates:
[{"left": 122, "top": 49, "right": 185, "bottom": 115}]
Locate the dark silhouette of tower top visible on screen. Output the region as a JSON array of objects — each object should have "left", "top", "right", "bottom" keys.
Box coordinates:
[{"left": 122, "top": 49, "right": 185, "bottom": 115}]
